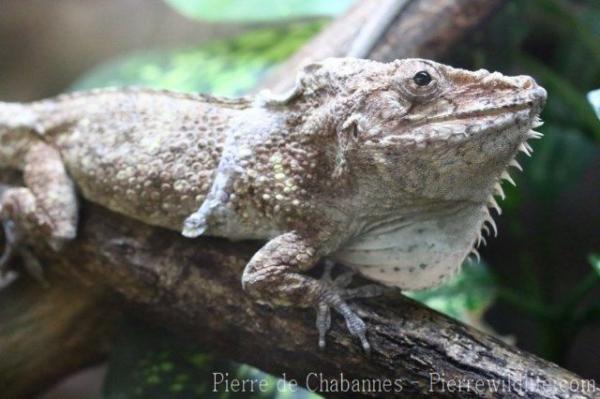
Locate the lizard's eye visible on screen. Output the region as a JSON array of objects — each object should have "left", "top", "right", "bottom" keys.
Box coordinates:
[
  {"left": 394, "top": 64, "right": 440, "bottom": 102},
  {"left": 413, "top": 71, "right": 432, "bottom": 86}
]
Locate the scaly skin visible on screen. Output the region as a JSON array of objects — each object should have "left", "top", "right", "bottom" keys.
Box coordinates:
[{"left": 0, "top": 58, "right": 546, "bottom": 351}]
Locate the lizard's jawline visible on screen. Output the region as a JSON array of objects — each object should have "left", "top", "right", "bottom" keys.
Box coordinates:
[
  {"left": 403, "top": 96, "right": 540, "bottom": 127},
  {"left": 445, "top": 107, "right": 534, "bottom": 139},
  {"left": 376, "top": 108, "right": 535, "bottom": 146}
]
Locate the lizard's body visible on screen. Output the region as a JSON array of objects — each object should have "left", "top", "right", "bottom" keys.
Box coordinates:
[
  {"left": 0, "top": 58, "right": 546, "bottom": 350},
  {"left": 1, "top": 90, "right": 240, "bottom": 232}
]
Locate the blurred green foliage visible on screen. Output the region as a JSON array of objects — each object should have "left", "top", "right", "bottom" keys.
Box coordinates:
[
  {"left": 164, "top": 0, "right": 353, "bottom": 22},
  {"left": 74, "top": 22, "right": 324, "bottom": 96},
  {"left": 70, "top": 0, "right": 599, "bottom": 396},
  {"left": 405, "top": 261, "right": 497, "bottom": 326},
  {"left": 104, "top": 320, "right": 320, "bottom": 399}
]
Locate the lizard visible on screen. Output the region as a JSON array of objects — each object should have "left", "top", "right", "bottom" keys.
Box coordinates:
[{"left": 0, "top": 58, "right": 546, "bottom": 351}]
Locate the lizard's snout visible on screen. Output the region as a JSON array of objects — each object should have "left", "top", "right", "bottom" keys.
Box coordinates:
[
  {"left": 510, "top": 75, "right": 547, "bottom": 113},
  {"left": 525, "top": 82, "right": 547, "bottom": 115},
  {"left": 531, "top": 85, "right": 547, "bottom": 106}
]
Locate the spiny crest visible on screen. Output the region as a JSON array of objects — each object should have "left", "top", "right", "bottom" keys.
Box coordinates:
[{"left": 471, "top": 128, "right": 544, "bottom": 257}]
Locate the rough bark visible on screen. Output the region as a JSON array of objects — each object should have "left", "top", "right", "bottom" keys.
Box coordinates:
[{"left": 2, "top": 0, "right": 596, "bottom": 398}]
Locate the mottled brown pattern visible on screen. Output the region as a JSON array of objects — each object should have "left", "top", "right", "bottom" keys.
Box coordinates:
[{"left": 41, "top": 89, "right": 248, "bottom": 230}]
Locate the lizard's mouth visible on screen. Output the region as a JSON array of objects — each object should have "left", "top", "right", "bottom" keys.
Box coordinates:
[
  {"left": 415, "top": 85, "right": 546, "bottom": 134},
  {"left": 458, "top": 88, "right": 545, "bottom": 136},
  {"left": 375, "top": 86, "right": 546, "bottom": 146}
]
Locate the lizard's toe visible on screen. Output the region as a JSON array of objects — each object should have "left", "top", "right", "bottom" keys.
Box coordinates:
[
  {"left": 317, "top": 293, "right": 370, "bottom": 353},
  {"left": 315, "top": 263, "right": 386, "bottom": 353},
  {"left": 335, "top": 301, "right": 370, "bottom": 353},
  {"left": 0, "top": 219, "right": 20, "bottom": 276},
  {"left": 19, "top": 247, "right": 47, "bottom": 286},
  {"left": 316, "top": 302, "right": 331, "bottom": 349},
  {"left": 0, "top": 219, "right": 47, "bottom": 285}
]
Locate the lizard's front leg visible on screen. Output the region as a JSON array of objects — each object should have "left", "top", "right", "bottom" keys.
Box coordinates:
[
  {"left": 0, "top": 142, "right": 78, "bottom": 277},
  {"left": 242, "top": 231, "right": 384, "bottom": 352}
]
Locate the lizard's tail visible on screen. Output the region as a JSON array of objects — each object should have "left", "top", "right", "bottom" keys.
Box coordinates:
[{"left": 0, "top": 101, "right": 41, "bottom": 169}]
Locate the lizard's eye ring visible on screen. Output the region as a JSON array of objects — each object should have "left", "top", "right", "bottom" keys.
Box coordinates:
[
  {"left": 394, "top": 64, "right": 440, "bottom": 102},
  {"left": 413, "top": 71, "right": 432, "bottom": 86}
]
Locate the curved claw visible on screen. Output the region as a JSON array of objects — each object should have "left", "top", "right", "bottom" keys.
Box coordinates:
[
  {"left": 315, "top": 263, "right": 385, "bottom": 353},
  {"left": 335, "top": 301, "right": 370, "bottom": 354}
]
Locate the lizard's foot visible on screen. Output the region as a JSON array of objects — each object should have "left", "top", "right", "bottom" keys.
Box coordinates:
[
  {"left": 0, "top": 218, "right": 46, "bottom": 284},
  {"left": 316, "top": 262, "right": 387, "bottom": 353},
  {"left": 0, "top": 187, "right": 54, "bottom": 284},
  {"left": 0, "top": 143, "right": 77, "bottom": 284}
]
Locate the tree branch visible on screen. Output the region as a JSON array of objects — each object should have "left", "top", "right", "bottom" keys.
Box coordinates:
[{"left": 10, "top": 204, "right": 596, "bottom": 398}]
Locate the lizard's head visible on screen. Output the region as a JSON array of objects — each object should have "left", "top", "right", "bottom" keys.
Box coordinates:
[{"left": 292, "top": 58, "right": 546, "bottom": 204}]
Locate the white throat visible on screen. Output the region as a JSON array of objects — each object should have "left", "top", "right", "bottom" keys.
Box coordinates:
[{"left": 333, "top": 203, "right": 488, "bottom": 290}]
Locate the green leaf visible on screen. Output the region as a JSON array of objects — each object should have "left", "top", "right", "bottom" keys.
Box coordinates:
[
  {"left": 103, "top": 320, "right": 321, "bottom": 399},
  {"left": 404, "top": 260, "right": 497, "bottom": 326},
  {"left": 588, "top": 89, "right": 600, "bottom": 120},
  {"left": 163, "top": 0, "right": 353, "bottom": 22},
  {"left": 72, "top": 21, "right": 324, "bottom": 96}
]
